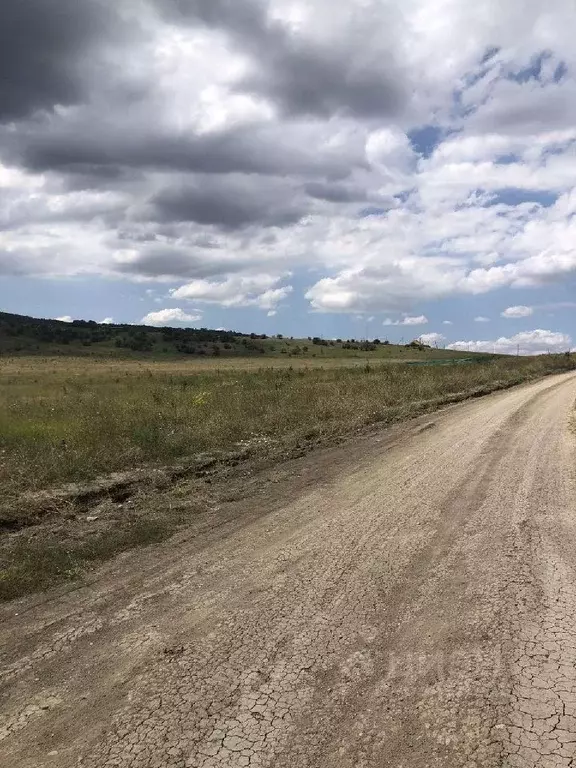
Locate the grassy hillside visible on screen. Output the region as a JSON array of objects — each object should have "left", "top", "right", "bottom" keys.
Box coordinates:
[{"left": 0, "top": 310, "right": 481, "bottom": 361}]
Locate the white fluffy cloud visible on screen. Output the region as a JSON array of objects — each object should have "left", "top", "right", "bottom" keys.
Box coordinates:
[
  {"left": 365, "top": 128, "right": 415, "bottom": 177},
  {"left": 3, "top": 0, "right": 576, "bottom": 330},
  {"left": 474, "top": 316, "right": 490, "bottom": 322},
  {"left": 100, "top": 317, "right": 114, "bottom": 324},
  {"left": 448, "top": 329, "right": 571, "bottom": 355},
  {"left": 419, "top": 332, "right": 445, "bottom": 345},
  {"left": 383, "top": 314, "right": 428, "bottom": 326},
  {"left": 56, "top": 315, "right": 73, "bottom": 323},
  {"left": 502, "top": 305, "right": 534, "bottom": 318},
  {"left": 171, "top": 274, "right": 292, "bottom": 310},
  {"left": 141, "top": 308, "right": 202, "bottom": 326}
]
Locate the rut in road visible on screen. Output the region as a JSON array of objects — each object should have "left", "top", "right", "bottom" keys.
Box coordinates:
[{"left": 1, "top": 372, "right": 576, "bottom": 767}]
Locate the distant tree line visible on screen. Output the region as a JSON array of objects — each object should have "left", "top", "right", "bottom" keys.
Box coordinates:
[
  {"left": 0, "top": 311, "right": 433, "bottom": 359},
  {"left": 0, "top": 311, "right": 273, "bottom": 357}
]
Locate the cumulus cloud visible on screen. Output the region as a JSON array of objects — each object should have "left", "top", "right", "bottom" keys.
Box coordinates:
[
  {"left": 56, "top": 315, "right": 73, "bottom": 323},
  {"left": 419, "top": 332, "right": 445, "bottom": 345},
  {"left": 383, "top": 315, "right": 428, "bottom": 326},
  {"left": 168, "top": 0, "right": 409, "bottom": 120},
  {"left": 448, "top": 329, "right": 571, "bottom": 355},
  {"left": 304, "top": 182, "right": 366, "bottom": 203},
  {"left": 100, "top": 317, "right": 114, "bottom": 324},
  {"left": 501, "top": 305, "right": 534, "bottom": 318},
  {"left": 2, "top": 0, "right": 576, "bottom": 329},
  {"left": 474, "top": 316, "right": 490, "bottom": 322},
  {"left": 171, "top": 274, "right": 292, "bottom": 310},
  {"left": 0, "top": 0, "right": 133, "bottom": 122},
  {"left": 146, "top": 176, "right": 307, "bottom": 230},
  {"left": 112, "top": 243, "right": 248, "bottom": 282},
  {"left": 442, "top": 320, "right": 453, "bottom": 325},
  {"left": 306, "top": 258, "right": 462, "bottom": 313},
  {"left": 141, "top": 308, "right": 203, "bottom": 326}
]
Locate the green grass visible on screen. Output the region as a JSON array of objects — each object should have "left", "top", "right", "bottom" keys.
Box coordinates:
[
  {"left": 1, "top": 353, "right": 574, "bottom": 499},
  {"left": 0, "top": 516, "right": 175, "bottom": 601},
  {"left": 1, "top": 352, "right": 574, "bottom": 601}
]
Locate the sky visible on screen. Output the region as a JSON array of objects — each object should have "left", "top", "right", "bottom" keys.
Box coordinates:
[{"left": 1, "top": 0, "right": 576, "bottom": 355}]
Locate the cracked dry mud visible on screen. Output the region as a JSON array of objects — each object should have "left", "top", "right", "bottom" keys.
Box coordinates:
[{"left": 2, "top": 373, "right": 576, "bottom": 767}]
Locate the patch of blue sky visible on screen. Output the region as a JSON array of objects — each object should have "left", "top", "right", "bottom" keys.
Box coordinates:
[
  {"left": 407, "top": 125, "right": 444, "bottom": 158},
  {"left": 484, "top": 188, "right": 558, "bottom": 208},
  {"left": 507, "top": 51, "right": 550, "bottom": 83},
  {"left": 554, "top": 61, "right": 568, "bottom": 82},
  {"left": 494, "top": 153, "right": 520, "bottom": 165},
  {"left": 359, "top": 206, "right": 388, "bottom": 218}
]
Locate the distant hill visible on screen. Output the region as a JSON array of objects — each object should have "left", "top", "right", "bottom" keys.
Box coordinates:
[
  {"left": 0, "top": 311, "right": 485, "bottom": 361},
  {"left": 0, "top": 311, "right": 270, "bottom": 358}
]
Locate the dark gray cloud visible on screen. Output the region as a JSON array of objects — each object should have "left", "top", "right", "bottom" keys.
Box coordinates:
[
  {"left": 4, "top": 120, "right": 362, "bottom": 181},
  {"left": 304, "top": 182, "right": 368, "bottom": 203},
  {"left": 239, "top": 43, "right": 405, "bottom": 121},
  {"left": 113, "top": 244, "right": 249, "bottom": 280},
  {"left": 148, "top": 177, "right": 307, "bottom": 230},
  {"left": 0, "top": 249, "right": 37, "bottom": 275},
  {"left": 0, "top": 0, "right": 405, "bottom": 284},
  {"left": 162, "top": 0, "right": 407, "bottom": 119},
  {"left": 0, "top": 0, "right": 374, "bottom": 228},
  {"left": 61, "top": 167, "right": 145, "bottom": 193},
  {"left": 0, "top": 0, "right": 129, "bottom": 122},
  {"left": 304, "top": 181, "right": 399, "bottom": 214}
]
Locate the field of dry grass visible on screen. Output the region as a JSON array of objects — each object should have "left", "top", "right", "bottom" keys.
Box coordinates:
[
  {"left": 2, "top": 353, "right": 574, "bottom": 498},
  {"left": 0, "top": 348, "right": 476, "bottom": 375},
  {"left": 1, "top": 352, "right": 574, "bottom": 599}
]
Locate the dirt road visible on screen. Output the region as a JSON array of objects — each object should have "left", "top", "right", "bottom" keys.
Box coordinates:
[{"left": 2, "top": 372, "right": 576, "bottom": 768}]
